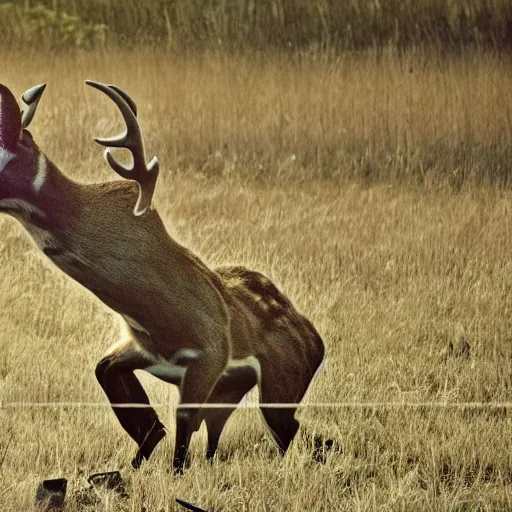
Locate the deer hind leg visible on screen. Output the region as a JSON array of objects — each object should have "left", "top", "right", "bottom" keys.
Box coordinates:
[
  {"left": 202, "top": 356, "right": 260, "bottom": 461},
  {"left": 95, "top": 339, "right": 166, "bottom": 469},
  {"left": 259, "top": 406, "right": 300, "bottom": 454},
  {"left": 259, "top": 356, "right": 333, "bottom": 461},
  {"left": 257, "top": 358, "right": 315, "bottom": 455}
]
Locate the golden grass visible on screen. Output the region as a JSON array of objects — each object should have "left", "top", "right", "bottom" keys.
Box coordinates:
[
  {"left": 1, "top": 48, "right": 512, "bottom": 510},
  {"left": 5, "top": 47, "right": 512, "bottom": 185}
]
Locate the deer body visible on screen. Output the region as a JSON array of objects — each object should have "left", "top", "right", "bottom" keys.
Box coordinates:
[{"left": 0, "top": 82, "right": 325, "bottom": 473}]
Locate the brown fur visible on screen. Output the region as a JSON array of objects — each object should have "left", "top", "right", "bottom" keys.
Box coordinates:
[{"left": 37, "top": 160, "right": 325, "bottom": 470}]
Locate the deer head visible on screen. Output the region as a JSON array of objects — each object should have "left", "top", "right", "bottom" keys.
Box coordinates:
[{"left": 0, "top": 83, "right": 48, "bottom": 215}]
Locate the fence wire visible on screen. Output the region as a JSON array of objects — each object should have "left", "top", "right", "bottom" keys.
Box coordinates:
[{"left": 1, "top": 401, "right": 512, "bottom": 409}]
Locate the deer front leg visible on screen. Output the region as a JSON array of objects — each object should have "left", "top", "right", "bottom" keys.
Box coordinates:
[
  {"left": 95, "top": 339, "right": 166, "bottom": 469},
  {"left": 173, "top": 347, "right": 229, "bottom": 474}
]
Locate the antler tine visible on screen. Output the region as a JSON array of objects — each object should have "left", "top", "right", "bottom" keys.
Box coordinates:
[
  {"left": 107, "top": 84, "right": 138, "bottom": 117},
  {"left": 85, "top": 80, "right": 144, "bottom": 164},
  {"left": 21, "top": 83, "right": 46, "bottom": 129},
  {"left": 85, "top": 80, "right": 159, "bottom": 216}
]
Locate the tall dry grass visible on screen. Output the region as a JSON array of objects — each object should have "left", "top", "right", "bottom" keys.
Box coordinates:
[
  {"left": 3, "top": 47, "right": 512, "bottom": 186},
  {"left": 0, "top": 48, "right": 512, "bottom": 510},
  {"left": 4, "top": 0, "right": 512, "bottom": 51}
]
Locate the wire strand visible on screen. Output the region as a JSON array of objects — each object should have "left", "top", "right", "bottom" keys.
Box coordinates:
[{"left": 1, "top": 401, "right": 512, "bottom": 409}]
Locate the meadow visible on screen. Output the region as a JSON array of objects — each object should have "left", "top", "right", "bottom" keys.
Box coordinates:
[{"left": 1, "top": 47, "right": 512, "bottom": 510}]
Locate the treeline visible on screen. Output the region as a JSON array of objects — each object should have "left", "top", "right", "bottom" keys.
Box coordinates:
[{"left": 2, "top": 0, "right": 512, "bottom": 51}]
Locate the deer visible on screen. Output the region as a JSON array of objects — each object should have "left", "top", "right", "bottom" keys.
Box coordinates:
[{"left": 0, "top": 81, "right": 328, "bottom": 474}]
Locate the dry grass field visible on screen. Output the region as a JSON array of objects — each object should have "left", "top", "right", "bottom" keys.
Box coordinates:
[{"left": 1, "top": 47, "right": 512, "bottom": 510}]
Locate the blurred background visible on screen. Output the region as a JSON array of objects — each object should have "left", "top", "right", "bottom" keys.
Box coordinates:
[{"left": 1, "top": 0, "right": 511, "bottom": 53}]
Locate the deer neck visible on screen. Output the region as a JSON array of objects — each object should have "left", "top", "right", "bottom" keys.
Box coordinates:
[{"left": 1, "top": 157, "right": 84, "bottom": 253}]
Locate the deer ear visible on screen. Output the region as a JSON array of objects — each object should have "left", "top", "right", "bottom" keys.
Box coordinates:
[{"left": 0, "top": 84, "right": 22, "bottom": 152}]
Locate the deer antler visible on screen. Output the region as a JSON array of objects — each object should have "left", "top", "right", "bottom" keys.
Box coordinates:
[
  {"left": 85, "top": 80, "right": 159, "bottom": 216},
  {"left": 21, "top": 83, "right": 46, "bottom": 129}
]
